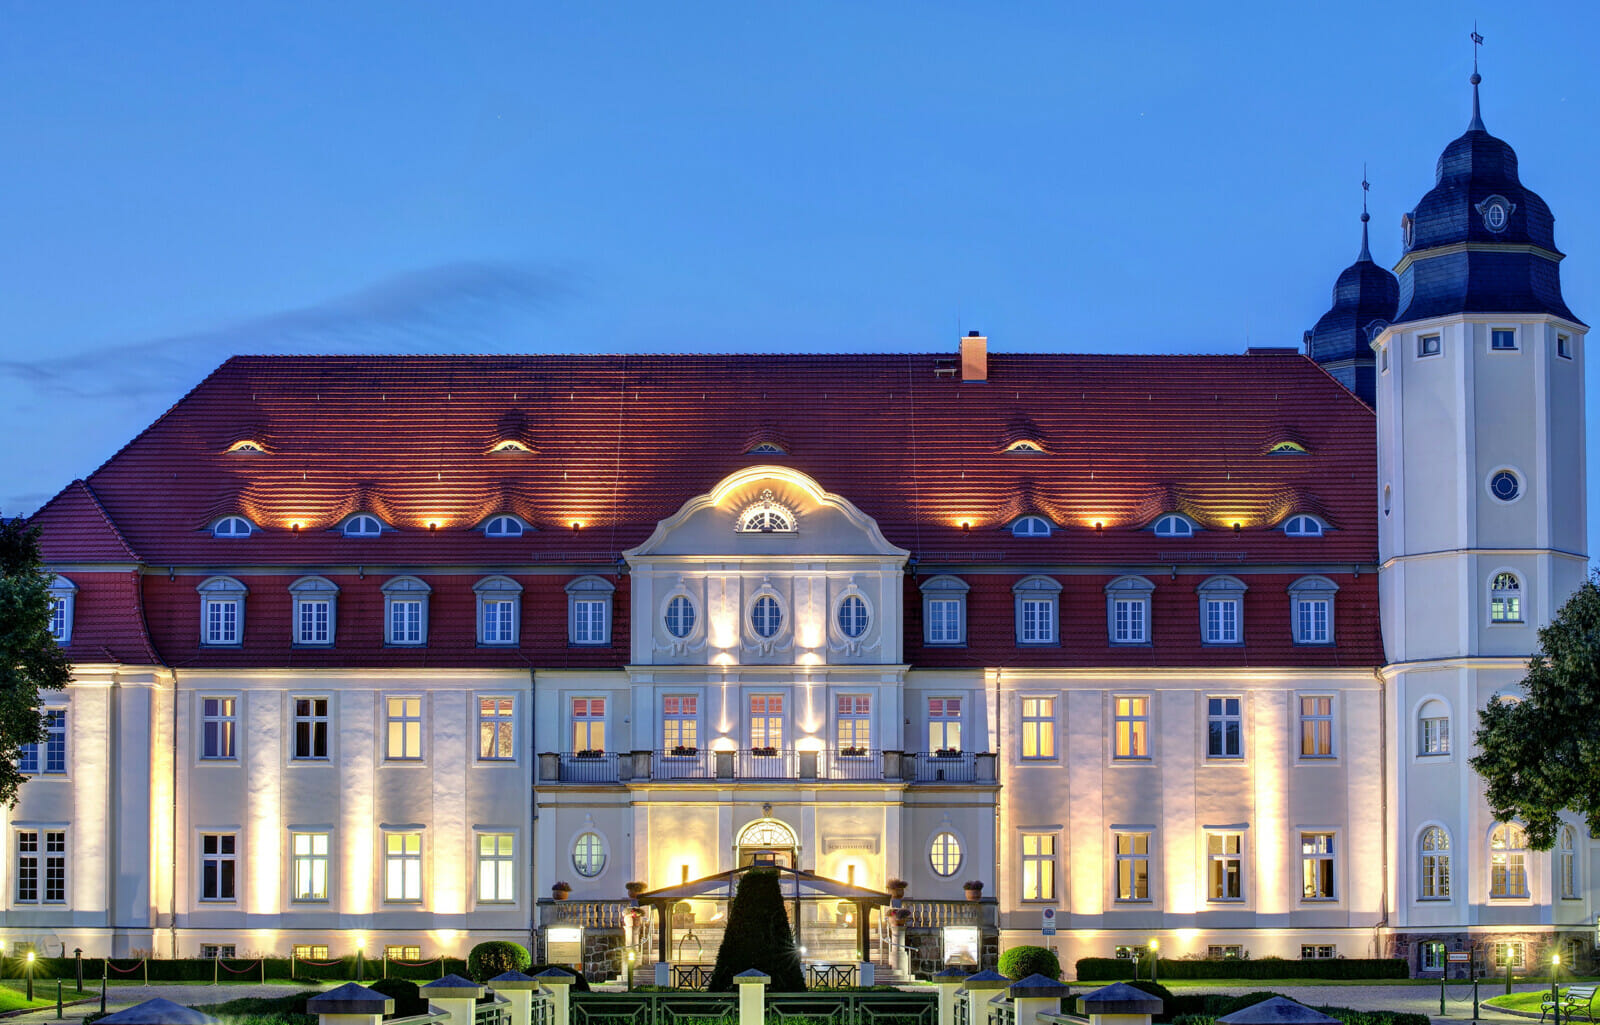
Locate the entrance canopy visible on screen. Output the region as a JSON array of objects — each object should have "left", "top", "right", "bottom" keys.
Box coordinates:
[{"left": 636, "top": 863, "right": 890, "bottom": 904}]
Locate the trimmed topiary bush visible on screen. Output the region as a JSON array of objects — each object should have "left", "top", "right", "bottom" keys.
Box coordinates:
[
  {"left": 708, "top": 868, "right": 805, "bottom": 992},
  {"left": 467, "top": 941, "right": 532, "bottom": 983},
  {"left": 998, "top": 946, "right": 1061, "bottom": 981},
  {"left": 368, "top": 979, "right": 428, "bottom": 1018}
]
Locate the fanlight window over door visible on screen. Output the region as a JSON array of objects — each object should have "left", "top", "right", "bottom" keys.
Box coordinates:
[{"left": 736, "top": 817, "right": 798, "bottom": 867}]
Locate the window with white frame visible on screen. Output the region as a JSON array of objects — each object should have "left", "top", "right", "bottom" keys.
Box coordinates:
[
  {"left": 928, "top": 697, "right": 962, "bottom": 753},
  {"left": 750, "top": 595, "right": 784, "bottom": 638},
  {"left": 573, "top": 831, "right": 605, "bottom": 878},
  {"left": 293, "top": 698, "right": 329, "bottom": 760},
  {"left": 483, "top": 515, "right": 525, "bottom": 538},
  {"left": 386, "top": 696, "right": 423, "bottom": 760},
  {"left": 1418, "top": 333, "right": 1441, "bottom": 357},
  {"left": 664, "top": 595, "right": 697, "bottom": 639},
  {"left": 201, "top": 697, "right": 236, "bottom": 759},
  {"left": 18, "top": 709, "right": 66, "bottom": 775},
  {"left": 1207, "top": 945, "right": 1244, "bottom": 960},
  {"left": 1418, "top": 699, "right": 1450, "bottom": 755},
  {"left": 1301, "top": 945, "right": 1337, "bottom": 959},
  {"left": 292, "top": 832, "right": 329, "bottom": 901},
  {"left": 1014, "top": 575, "right": 1061, "bottom": 645},
  {"left": 211, "top": 516, "right": 255, "bottom": 538},
  {"left": 478, "top": 697, "right": 515, "bottom": 760},
  {"left": 15, "top": 831, "right": 66, "bottom": 903},
  {"left": 836, "top": 594, "right": 870, "bottom": 639},
  {"left": 382, "top": 576, "right": 430, "bottom": 646},
  {"left": 1493, "top": 941, "right": 1525, "bottom": 969},
  {"left": 663, "top": 695, "right": 698, "bottom": 753},
  {"left": 571, "top": 698, "right": 606, "bottom": 753},
  {"left": 750, "top": 694, "right": 784, "bottom": 750},
  {"left": 930, "top": 831, "right": 962, "bottom": 877},
  {"left": 1207, "top": 697, "right": 1242, "bottom": 759},
  {"left": 1207, "top": 832, "right": 1243, "bottom": 900},
  {"left": 1560, "top": 826, "right": 1579, "bottom": 899},
  {"left": 290, "top": 576, "right": 338, "bottom": 646},
  {"left": 1490, "top": 822, "right": 1529, "bottom": 898},
  {"left": 1197, "top": 575, "right": 1246, "bottom": 645},
  {"left": 921, "top": 575, "right": 968, "bottom": 646},
  {"left": 1301, "top": 832, "right": 1336, "bottom": 900},
  {"left": 46, "top": 576, "right": 75, "bottom": 644},
  {"left": 736, "top": 490, "right": 796, "bottom": 533},
  {"left": 1491, "top": 328, "right": 1517, "bottom": 351},
  {"left": 1114, "top": 832, "right": 1151, "bottom": 901},
  {"left": 1288, "top": 575, "right": 1337, "bottom": 644},
  {"left": 1113, "top": 696, "right": 1150, "bottom": 759},
  {"left": 197, "top": 576, "right": 247, "bottom": 646},
  {"left": 199, "top": 833, "right": 237, "bottom": 901},
  {"left": 1419, "top": 826, "right": 1450, "bottom": 899},
  {"left": 342, "top": 514, "right": 384, "bottom": 537},
  {"left": 1490, "top": 572, "right": 1523, "bottom": 622},
  {"left": 386, "top": 945, "right": 421, "bottom": 961},
  {"left": 1558, "top": 333, "right": 1573, "bottom": 359},
  {"left": 1299, "top": 696, "right": 1335, "bottom": 758},
  {"left": 384, "top": 832, "right": 422, "bottom": 901},
  {"left": 200, "top": 945, "right": 236, "bottom": 960},
  {"left": 836, "top": 695, "right": 870, "bottom": 754},
  {"left": 1283, "top": 515, "right": 1324, "bottom": 537},
  {"left": 1012, "top": 516, "right": 1052, "bottom": 537},
  {"left": 1106, "top": 575, "right": 1155, "bottom": 645},
  {"left": 1021, "top": 697, "right": 1055, "bottom": 759},
  {"left": 478, "top": 833, "right": 516, "bottom": 901},
  {"left": 475, "top": 575, "right": 522, "bottom": 645},
  {"left": 1421, "top": 941, "right": 1446, "bottom": 972},
  {"left": 1021, "top": 832, "right": 1057, "bottom": 901},
  {"left": 293, "top": 944, "right": 329, "bottom": 960},
  {"left": 1153, "top": 514, "right": 1195, "bottom": 537},
  {"left": 567, "top": 575, "right": 614, "bottom": 646}
]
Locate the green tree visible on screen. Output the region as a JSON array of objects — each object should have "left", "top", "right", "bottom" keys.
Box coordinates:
[
  {"left": 1471, "top": 576, "right": 1600, "bottom": 849},
  {"left": 707, "top": 869, "right": 805, "bottom": 992},
  {"left": 0, "top": 516, "right": 71, "bottom": 807}
]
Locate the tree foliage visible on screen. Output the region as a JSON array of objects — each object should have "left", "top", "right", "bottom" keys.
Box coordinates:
[
  {"left": 707, "top": 868, "right": 805, "bottom": 992},
  {"left": 0, "top": 516, "right": 71, "bottom": 807},
  {"left": 1471, "top": 576, "right": 1600, "bottom": 849}
]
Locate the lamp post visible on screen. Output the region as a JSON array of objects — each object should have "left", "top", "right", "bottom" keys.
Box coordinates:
[
  {"left": 26, "top": 951, "right": 35, "bottom": 1001},
  {"left": 1148, "top": 939, "right": 1159, "bottom": 985},
  {"left": 356, "top": 938, "right": 365, "bottom": 983},
  {"left": 1552, "top": 952, "right": 1563, "bottom": 1025}
]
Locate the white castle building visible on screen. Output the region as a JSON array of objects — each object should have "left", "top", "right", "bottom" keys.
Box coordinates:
[{"left": 4, "top": 71, "right": 1590, "bottom": 980}]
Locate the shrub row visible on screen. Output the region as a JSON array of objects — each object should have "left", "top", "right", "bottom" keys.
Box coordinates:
[
  {"left": 0, "top": 955, "right": 466, "bottom": 983},
  {"left": 1095, "top": 987, "right": 1426, "bottom": 1025},
  {"left": 1074, "top": 957, "right": 1409, "bottom": 981}
]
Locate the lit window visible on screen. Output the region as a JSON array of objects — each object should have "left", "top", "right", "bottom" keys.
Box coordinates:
[
  {"left": 475, "top": 575, "right": 522, "bottom": 645},
  {"left": 751, "top": 595, "right": 783, "bottom": 638},
  {"left": 47, "top": 576, "right": 76, "bottom": 643},
  {"left": 1558, "top": 334, "right": 1572, "bottom": 359},
  {"left": 15, "top": 830, "right": 66, "bottom": 903},
  {"left": 1269, "top": 440, "right": 1309, "bottom": 455},
  {"left": 384, "top": 833, "right": 422, "bottom": 901},
  {"left": 663, "top": 695, "right": 698, "bottom": 753},
  {"left": 1491, "top": 328, "right": 1517, "bottom": 351},
  {"left": 1021, "top": 832, "right": 1057, "bottom": 901},
  {"left": 836, "top": 595, "right": 869, "bottom": 639},
  {"left": 211, "top": 516, "right": 254, "bottom": 538},
  {"left": 1283, "top": 515, "right": 1323, "bottom": 537},
  {"left": 1489, "top": 823, "right": 1529, "bottom": 898},
  {"left": 1493, "top": 941, "right": 1525, "bottom": 969},
  {"left": 664, "top": 595, "right": 697, "bottom": 639},
  {"left": 1301, "top": 832, "right": 1336, "bottom": 900},
  {"left": 1419, "top": 827, "right": 1450, "bottom": 900},
  {"left": 292, "top": 833, "right": 329, "bottom": 901},
  {"left": 751, "top": 694, "right": 784, "bottom": 750},
  {"left": 1207, "top": 697, "right": 1242, "bottom": 759},
  {"left": 1208, "top": 833, "right": 1243, "bottom": 900},
  {"left": 1021, "top": 697, "right": 1055, "bottom": 759},
  {"left": 836, "top": 695, "right": 871, "bottom": 753},
  {"left": 200, "top": 833, "right": 237, "bottom": 901},
  {"left": 928, "top": 697, "right": 962, "bottom": 753},
  {"left": 1014, "top": 575, "right": 1060, "bottom": 645},
  {"left": 1490, "top": 573, "right": 1522, "bottom": 622},
  {"left": 1106, "top": 575, "right": 1155, "bottom": 645},
  {"left": 1560, "top": 826, "right": 1579, "bottom": 899},
  {"left": 289, "top": 576, "right": 338, "bottom": 647},
  {"left": 1012, "top": 516, "right": 1051, "bottom": 537},
  {"left": 1421, "top": 942, "right": 1445, "bottom": 972},
  {"left": 478, "top": 697, "right": 515, "bottom": 760},
  {"left": 18, "top": 709, "right": 66, "bottom": 775},
  {"left": 226, "top": 439, "right": 265, "bottom": 453},
  {"left": 201, "top": 697, "right": 237, "bottom": 759},
  {"left": 1490, "top": 469, "right": 1520, "bottom": 502},
  {"left": 293, "top": 698, "right": 329, "bottom": 760},
  {"left": 489, "top": 439, "right": 531, "bottom": 454},
  {"left": 567, "top": 575, "right": 614, "bottom": 646},
  {"left": 197, "top": 576, "right": 247, "bottom": 646},
  {"left": 1288, "top": 576, "right": 1337, "bottom": 645},
  {"left": 930, "top": 832, "right": 962, "bottom": 877},
  {"left": 382, "top": 576, "right": 430, "bottom": 646},
  {"left": 484, "top": 515, "right": 524, "bottom": 537},
  {"left": 1153, "top": 514, "right": 1194, "bottom": 537},
  {"left": 571, "top": 698, "right": 606, "bottom": 753},
  {"left": 1006, "top": 440, "right": 1044, "bottom": 453},
  {"left": 1301, "top": 945, "right": 1337, "bottom": 960},
  {"left": 386, "top": 946, "right": 422, "bottom": 961},
  {"left": 479, "top": 833, "right": 516, "bottom": 900},
  {"left": 1115, "top": 832, "right": 1151, "bottom": 901},
  {"left": 293, "top": 945, "right": 329, "bottom": 959},
  {"left": 1418, "top": 700, "right": 1449, "bottom": 755},
  {"left": 1299, "top": 696, "right": 1334, "bottom": 758},
  {"left": 736, "top": 489, "right": 796, "bottom": 533},
  {"left": 1113, "top": 696, "right": 1150, "bottom": 759},
  {"left": 1418, "top": 334, "right": 1441, "bottom": 357},
  {"left": 1208, "top": 945, "right": 1244, "bottom": 960},
  {"left": 200, "top": 945, "right": 236, "bottom": 960},
  {"left": 922, "top": 576, "right": 969, "bottom": 646},
  {"left": 748, "top": 442, "right": 785, "bottom": 454},
  {"left": 386, "top": 696, "right": 423, "bottom": 760},
  {"left": 572, "top": 832, "right": 605, "bottom": 878},
  {"left": 342, "top": 514, "right": 384, "bottom": 537}
]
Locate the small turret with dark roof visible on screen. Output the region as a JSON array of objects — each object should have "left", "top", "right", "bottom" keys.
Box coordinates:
[
  {"left": 1308, "top": 185, "right": 1399, "bottom": 406},
  {"left": 1393, "top": 71, "right": 1582, "bottom": 326}
]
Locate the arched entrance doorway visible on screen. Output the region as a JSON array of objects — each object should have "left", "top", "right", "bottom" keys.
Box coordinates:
[{"left": 736, "top": 817, "right": 798, "bottom": 867}]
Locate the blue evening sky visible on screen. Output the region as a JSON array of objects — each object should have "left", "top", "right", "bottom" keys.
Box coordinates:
[{"left": 3, "top": 2, "right": 1597, "bottom": 552}]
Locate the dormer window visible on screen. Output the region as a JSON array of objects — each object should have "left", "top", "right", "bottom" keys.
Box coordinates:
[
  {"left": 226, "top": 440, "right": 265, "bottom": 454},
  {"left": 1283, "top": 515, "right": 1325, "bottom": 537},
  {"left": 342, "top": 515, "right": 384, "bottom": 538},
  {"left": 1153, "top": 514, "right": 1196, "bottom": 538},
  {"left": 736, "top": 490, "right": 796, "bottom": 534},
  {"left": 212, "top": 517, "right": 256, "bottom": 538},
  {"left": 483, "top": 515, "right": 526, "bottom": 538},
  {"left": 47, "top": 576, "right": 77, "bottom": 645},
  {"left": 1011, "top": 516, "right": 1052, "bottom": 538},
  {"left": 489, "top": 439, "right": 532, "bottom": 454},
  {"left": 1006, "top": 440, "right": 1045, "bottom": 453},
  {"left": 748, "top": 442, "right": 785, "bottom": 454},
  {"left": 1268, "top": 441, "right": 1308, "bottom": 455}
]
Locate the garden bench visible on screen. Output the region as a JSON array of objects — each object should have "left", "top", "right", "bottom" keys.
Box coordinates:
[{"left": 1543, "top": 985, "right": 1598, "bottom": 1022}]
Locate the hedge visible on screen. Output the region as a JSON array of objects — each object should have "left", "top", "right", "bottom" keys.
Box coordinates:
[
  {"left": 0, "top": 955, "right": 467, "bottom": 983},
  {"left": 1074, "top": 957, "right": 1409, "bottom": 981},
  {"left": 1173, "top": 1009, "right": 1428, "bottom": 1025}
]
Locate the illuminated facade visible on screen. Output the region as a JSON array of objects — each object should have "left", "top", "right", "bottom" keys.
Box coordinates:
[{"left": 2, "top": 74, "right": 1590, "bottom": 978}]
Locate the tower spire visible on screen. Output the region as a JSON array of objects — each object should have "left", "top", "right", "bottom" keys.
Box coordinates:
[
  {"left": 1359, "top": 167, "right": 1372, "bottom": 262},
  {"left": 1468, "top": 24, "right": 1486, "bottom": 131}
]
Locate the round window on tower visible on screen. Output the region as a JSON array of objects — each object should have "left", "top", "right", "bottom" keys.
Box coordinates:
[{"left": 1489, "top": 469, "right": 1521, "bottom": 503}]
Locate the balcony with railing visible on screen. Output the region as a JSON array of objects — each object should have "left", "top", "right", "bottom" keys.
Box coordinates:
[
  {"left": 908, "top": 751, "right": 977, "bottom": 782},
  {"left": 539, "top": 748, "right": 996, "bottom": 785}
]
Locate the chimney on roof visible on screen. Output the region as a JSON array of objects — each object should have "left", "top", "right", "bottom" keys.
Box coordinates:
[{"left": 960, "top": 330, "right": 987, "bottom": 382}]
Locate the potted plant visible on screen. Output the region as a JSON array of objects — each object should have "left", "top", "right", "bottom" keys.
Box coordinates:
[
  {"left": 963, "top": 880, "right": 984, "bottom": 901},
  {"left": 839, "top": 746, "right": 866, "bottom": 757},
  {"left": 887, "top": 877, "right": 908, "bottom": 899},
  {"left": 934, "top": 747, "right": 961, "bottom": 758},
  {"left": 670, "top": 745, "right": 698, "bottom": 757},
  {"left": 626, "top": 880, "right": 648, "bottom": 900},
  {"left": 887, "top": 906, "right": 912, "bottom": 927},
  {"left": 551, "top": 881, "right": 572, "bottom": 900},
  {"left": 750, "top": 745, "right": 778, "bottom": 757},
  {"left": 575, "top": 749, "right": 603, "bottom": 759}
]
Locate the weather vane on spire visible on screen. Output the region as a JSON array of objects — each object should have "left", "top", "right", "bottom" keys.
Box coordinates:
[
  {"left": 1362, "top": 164, "right": 1370, "bottom": 218},
  {"left": 1472, "top": 23, "right": 1484, "bottom": 74}
]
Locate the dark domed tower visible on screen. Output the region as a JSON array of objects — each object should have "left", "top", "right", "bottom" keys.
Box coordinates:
[{"left": 1307, "top": 194, "right": 1399, "bottom": 406}]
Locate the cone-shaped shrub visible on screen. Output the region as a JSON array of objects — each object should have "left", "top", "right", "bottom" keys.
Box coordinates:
[{"left": 707, "top": 868, "right": 806, "bottom": 992}]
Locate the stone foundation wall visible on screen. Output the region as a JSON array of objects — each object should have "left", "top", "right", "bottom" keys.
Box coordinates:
[
  {"left": 581, "top": 929, "right": 626, "bottom": 982},
  {"left": 902, "top": 927, "right": 999, "bottom": 978},
  {"left": 1387, "top": 930, "right": 1591, "bottom": 978}
]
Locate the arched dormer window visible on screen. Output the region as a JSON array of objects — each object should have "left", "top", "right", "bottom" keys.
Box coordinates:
[
  {"left": 748, "top": 442, "right": 786, "bottom": 455},
  {"left": 212, "top": 516, "right": 256, "bottom": 538},
  {"left": 1153, "top": 514, "right": 1196, "bottom": 537},
  {"left": 383, "top": 576, "right": 431, "bottom": 646},
  {"left": 921, "top": 575, "right": 968, "bottom": 647},
  {"left": 197, "top": 576, "right": 248, "bottom": 647},
  {"left": 47, "top": 575, "right": 77, "bottom": 644},
  {"left": 1196, "top": 575, "right": 1247, "bottom": 645},
  {"left": 735, "top": 489, "right": 796, "bottom": 534},
  {"left": 1490, "top": 572, "right": 1523, "bottom": 623},
  {"left": 1005, "top": 440, "right": 1045, "bottom": 453},
  {"left": 1013, "top": 575, "right": 1062, "bottom": 646},
  {"left": 1283, "top": 515, "right": 1325, "bottom": 537},
  {"left": 342, "top": 514, "right": 384, "bottom": 538},
  {"left": 489, "top": 439, "right": 532, "bottom": 454},
  {"left": 226, "top": 439, "right": 266, "bottom": 454},
  {"left": 483, "top": 515, "right": 526, "bottom": 538},
  {"left": 1011, "top": 516, "right": 1052, "bottom": 538},
  {"left": 1106, "top": 575, "right": 1156, "bottom": 645},
  {"left": 567, "top": 575, "right": 615, "bottom": 647},
  {"left": 1268, "top": 441, "right": 1308, "bottom": 455},
  {"left": 474, "top": 575, "right": 523, "bottom": 646},
  {"left": 288, "top": 576, "right": 339, "bottom": 647}
]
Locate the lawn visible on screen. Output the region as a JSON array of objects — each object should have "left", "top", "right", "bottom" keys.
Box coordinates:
[
  {"left": 1485, "top": 987, "right": 1600, "bottom": 1015},
  {"left": 0, "top": 980, "right": 97, "bottom": 1011}
]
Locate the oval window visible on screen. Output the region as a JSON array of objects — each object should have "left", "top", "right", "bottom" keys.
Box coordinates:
[
  {"left": 751, "top": 596, "right": 783, "bottom": 638},
  {"left": 573, "top": 832, "right": 606, "bottom": 877},
  {"left": 930, "top": 831, "right": 962, "bottom": 877},
  {"left": 665, "top": 595, "right": 696, "bottom": 638},
  {"left": 1490, "top": 470, "right": 1520, "bottom": 502},
  {"left": 837, "top": 595, "right": 869, "bottom": 638}
]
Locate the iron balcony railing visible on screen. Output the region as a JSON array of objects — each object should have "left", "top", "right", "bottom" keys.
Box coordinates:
[
  {"left": 559, "top": 752, "right": 622, "bottom": 782},
  {"left": 544, "top": 748, "right": 994, "bottom": 783},
  {"left": 909, "top": 750, "right": 977, "bottom": 782}
]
